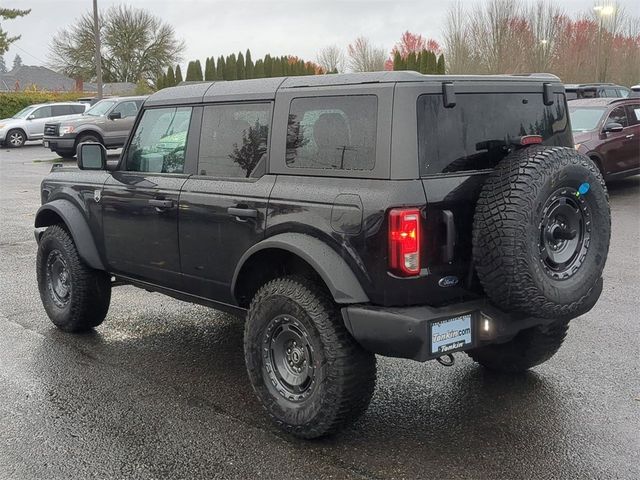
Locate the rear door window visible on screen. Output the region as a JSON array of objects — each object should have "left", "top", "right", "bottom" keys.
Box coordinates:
[
  {"left": 198, "top": 103, "right": 271, "bottom": 178},
  {"left": 625, "top": 104, "right": 640, "bottom": 126},
  {"left": 286, "top": 95, "right": 377, "bottom": 171},
  {"left": 417, "top": 93, "right": 571, "bottom": 175},
  {"left": 51, "top": 105, "right": 72, "bottom": 116}
]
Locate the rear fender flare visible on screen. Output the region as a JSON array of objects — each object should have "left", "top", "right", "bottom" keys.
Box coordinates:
[
  {"left": 232, "top": 233, "right": 369, "bottom": 304},
  {"left": 35, "top": 199, "right": 105, "bottom": 270}
]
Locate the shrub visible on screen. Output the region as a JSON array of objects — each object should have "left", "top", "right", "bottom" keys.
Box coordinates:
[{"left": 0, "top": 91, "right": 87, "bottom": 118}]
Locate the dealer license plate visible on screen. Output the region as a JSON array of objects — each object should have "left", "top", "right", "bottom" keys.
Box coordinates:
[
  {"left": 430, "top": 314, "right": 472, "bottom": 355},
  {"left": 43, "top": 141, "right": 49, "bottom": 147}
]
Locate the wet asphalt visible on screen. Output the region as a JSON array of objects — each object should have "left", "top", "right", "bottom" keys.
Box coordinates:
[{"left": 0, "top": 143, "right": 638, "bottom": 480}]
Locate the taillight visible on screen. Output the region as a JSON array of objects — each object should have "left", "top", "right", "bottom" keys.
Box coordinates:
[{"left": 388, "top": 208, "right": 421, "bottom": 276}]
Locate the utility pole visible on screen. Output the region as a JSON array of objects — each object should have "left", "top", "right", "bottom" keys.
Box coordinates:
[{"left": 93, "top": 0, "right": 103, "bottom": 100}]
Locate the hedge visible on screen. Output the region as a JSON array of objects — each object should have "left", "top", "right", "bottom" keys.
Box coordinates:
[{"left": 0, "top": 91, "right": 88, "bottom": 119}]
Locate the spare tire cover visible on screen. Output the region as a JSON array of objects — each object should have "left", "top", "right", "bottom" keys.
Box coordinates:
[{"left": 473, "top": 146, "right": 610, "bottom": 319}]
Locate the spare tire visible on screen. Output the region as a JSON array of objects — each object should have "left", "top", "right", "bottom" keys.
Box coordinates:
[{"left": 473, "top": 146, "right": 610, "bottom": 319}]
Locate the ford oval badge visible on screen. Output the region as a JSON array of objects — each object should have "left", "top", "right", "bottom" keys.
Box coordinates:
[{"left": 438, "top": 276, "right": 459, "bottom": 288}]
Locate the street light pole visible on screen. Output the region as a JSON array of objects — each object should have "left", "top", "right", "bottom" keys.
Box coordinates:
[{"left": 93, "top": 0, "right": 103, "bottom": 100}]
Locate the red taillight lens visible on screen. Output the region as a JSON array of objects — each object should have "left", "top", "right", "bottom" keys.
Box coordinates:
[{"left": 389, "top": 208, "right": 421, "bottom": 276}]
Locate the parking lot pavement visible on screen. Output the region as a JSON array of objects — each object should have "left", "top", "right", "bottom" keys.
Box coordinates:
[{"left": 1, "top": 143, "right": 639, "bottom": 480}]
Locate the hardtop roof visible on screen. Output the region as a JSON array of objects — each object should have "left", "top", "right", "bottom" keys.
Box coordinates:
[{"left": 145, "top": 72, "right": 562, "bottom": 107}]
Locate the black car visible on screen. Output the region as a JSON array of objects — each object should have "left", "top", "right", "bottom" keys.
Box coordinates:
[
  {"left": 565, "top": 83, "right": 631, "bottom": 100},
  {"left": 34, "top": 72, "right": 611, "bottom": 438}
]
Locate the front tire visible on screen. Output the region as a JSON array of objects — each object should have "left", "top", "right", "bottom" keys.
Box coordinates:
[
  {"left": 467, "top": 319, "right": 569, "bottom": 372},
  {"left": 244, "top": 276, "right": 376, "bottom": 438},
  {"left": 36, "top": 225, "right": 111, "bottom": 332},
  {"left": 6, "top": 129, "right": 26, "bottom": 148}
]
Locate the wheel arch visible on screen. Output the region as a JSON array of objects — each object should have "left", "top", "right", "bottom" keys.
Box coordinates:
[
  {"left": 75, "top": 129, "right": 104, "bottom": 147},
  {"left": 35, "top": 199, "right": 105, "bottom": 271},
  {"left": 6, "top": 127, "right": 27, "bottom": 143},
  {"left": 232, "top": 233, "right": 369, "bottom": 308}
]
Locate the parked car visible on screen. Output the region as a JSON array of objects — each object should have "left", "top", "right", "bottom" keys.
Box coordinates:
[
  {"left": 565, "top": 83, "right": 631, "bottom": 100},
  {"left": 630, "top": 85, "right": 640, "bottom": 98},
  {"left": 570, "top": 98, "right": 640, "bottom": 180},
  {"left": 42, "top": 96, "right": 147, "bottom": 158},
  {"left": 34, "top": 73, "right": 611, "bottom": 438},
  {"left": 0, "top": 102, "right": 87, "bottom": 148}
]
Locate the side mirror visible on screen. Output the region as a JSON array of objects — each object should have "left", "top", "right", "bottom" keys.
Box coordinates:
[
  {"left": 108, "top": 111, "right": 121, "bottom": 120},
  {"left": 27, "top": 114, "right": 35, "bottom": 121},
  {"left": 77, "top": 142, "right": 107, "bottom": 170},
  {"left": 603, "top": 122, "right": 624, "bottom": 133}
]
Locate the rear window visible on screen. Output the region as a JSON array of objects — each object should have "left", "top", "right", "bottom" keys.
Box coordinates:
[
  {"left": 286, "top": 95, "right": 377, "bottom": 171},
  {"left": 417, "top": 93, "right": 571, "bottom": 175}
]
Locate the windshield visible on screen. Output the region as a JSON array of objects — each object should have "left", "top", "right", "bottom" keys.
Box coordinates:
[
  {"left": 569, "top": 107, "right": 606, "bottom": 132},
  {"left": 12, "top": 106, "right": 35, "bottom": 119},
  {"left": 85, "top": 100, "right": 116, "bottom": 116}
]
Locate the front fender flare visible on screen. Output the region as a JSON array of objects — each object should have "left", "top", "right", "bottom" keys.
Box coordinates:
[
  {"left": 35, "top": 199, "right": 105, "bottom": 271},
  {"left": 232, "top": 233, "right": 369, "bottom": 304}
]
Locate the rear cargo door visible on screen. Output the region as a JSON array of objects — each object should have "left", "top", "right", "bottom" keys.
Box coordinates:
[{"left": 417, "top": 89, "right": 572, "bottom": 287}]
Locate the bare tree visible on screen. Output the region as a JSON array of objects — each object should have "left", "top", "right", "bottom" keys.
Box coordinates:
[
  {"left": 443, "top": 1, "right": 477, "bottom": 74},
  {"left": 527, "top": 1, "right": 565, "bottom": 72},
  {"left": 347, "top": 37, "right": 386, "bottom": 72},
  {"left": 316, "top": 45, "right": 345, "bottom": 73},
  {"left": 49, "top": 5, "right": 185, "bottom": 83}
]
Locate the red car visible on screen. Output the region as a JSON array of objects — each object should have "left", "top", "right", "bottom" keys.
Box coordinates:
[{"left": 570, "top": 98, "right": 640, "bottom": 180}]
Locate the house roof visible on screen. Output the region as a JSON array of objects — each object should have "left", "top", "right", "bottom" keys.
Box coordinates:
[{"left": 0, "top": 65, "right": 76, "bottom": 92}]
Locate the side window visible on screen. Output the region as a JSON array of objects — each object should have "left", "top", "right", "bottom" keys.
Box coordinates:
[
  {"left": 619, "top": 89, "right": 630, "bottom": 98},
  {"left": 126, "top": 107, "right": 192, "bottom": 174},
  {"left": 286, "top": 96, "right": 377, "bottom": 170},
  {"left": 603, "top": 88, "right": 618, "bottom": 97},
  {"left": 198, "top": 103, "right": 271, "bottom": 178},
  {"left": 607, "top": 106, "right": 628, "bottom": 127},
  {"left": 112, "top": 101, "right": 139, "bottom": 118},
  {"left": 71, "top": 105, "right": 86, "bottom": 114},
  {"left": 32, "top": 106, "right": 52, "bottom": 119},
  {"left": 625, "top": 105, "right": 640, "bottom": 126},
  {"left": 51, "top": 105, "right": 72, "bottom": 116}
]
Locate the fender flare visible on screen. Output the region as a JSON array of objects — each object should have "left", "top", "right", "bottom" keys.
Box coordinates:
[
  {"left": 34, "top": 199, "right": 105, "bottom": 271},
  {"left": 232, "top": 232, "right": 369, "bottom": 304}
]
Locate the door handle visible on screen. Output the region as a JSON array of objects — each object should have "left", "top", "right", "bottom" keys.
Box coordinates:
[
  {"left": 148, "top": 199, "right": 174, "bottom": 209},
  {"left": 227, "top": 207, "right": 258, "bottom": 219},
  {"left": 625, "top": 134, "right": 635, "bottom": 139}
]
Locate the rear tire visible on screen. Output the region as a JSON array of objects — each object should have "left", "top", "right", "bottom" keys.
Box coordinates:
[
  {"left": 75, "top": 133, "right": 101, "bottom": 149},
  {"left": 36, "top": 225, "right": 111, "bottom": 332},
  {"left": 244, "top": 275, "right": 376, "bottom": 439},
  {"left": 56, "top": 150, "right": 75, "bottom": 159},
  {"left": 467, "top": 319, "right": 569, "bottom": 372}
]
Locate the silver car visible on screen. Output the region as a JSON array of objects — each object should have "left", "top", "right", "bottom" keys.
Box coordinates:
[{"left": 0, "top": 102, "right": 88, "bottom": 148}]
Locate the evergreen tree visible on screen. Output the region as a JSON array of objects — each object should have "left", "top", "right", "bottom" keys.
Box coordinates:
[
  {"left": 393, "top": 51, "right": 403, "bottom": 70},
  {"left": 175, "top": 64, "right": 183, "bottom": 83},
  {"left": 204, "top": 57, "right": 215, "bottom": 81},
  {"left": 425, "top": 51, "right": 436, "bottom": 74},
  {"left": 245, "top": 49, "right": 254, "bottom": 79},
  {"left": 12, "top": 53, "right": 22, "bottom": 70},
  {"left": 271, "top": 57, "right": 283, "bottom": 77},
  {"left": 254, "top": 59, "right": 265, "bottom": 78},
  {"left": 216, "top": 56, "right": 226, "bottom": 80},
  {"left": 184, "top": 61, "right": 194, "bottom": 80},
  {"left": 156, "top": 73, "right": 164, "bottom": 90},
  {"left": 406, "top": 52, "right": 417, "bottom": 72},
  {"left": 236, "top": 52, "right": 245, "bottom": 80},
  {"left": 264, "top": 54, "right": 272, "bottom": 77},
  {"left": 194, "top": 59, "right": 203, "bottom": 81},
  {"left": 226, "top": 53, "right": 237, "bottom": 80},
  {"left": 0, "top": 55, "right": 6, "bottom": 73},
  {"left": 436, "top": 53, "right": 445, "bottom": 74},
  {"left": 419, "top": 50, "right": 428, "bottom": 73},
  {"left": 166, "top": 65, "right": 175, "bottom": 86}
]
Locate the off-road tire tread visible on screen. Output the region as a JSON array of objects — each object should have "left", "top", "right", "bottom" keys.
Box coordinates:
[
  {"left": 473, "top": 146, "right": 610, "bottom": 319},
  {"left": 244, "top": 275, "right": 376, "bottom": 439},
  {"left": 467, "top": 319, "right": 569, "bottom": 372},
  {"left": 37, "top": 224, "right": 111, "bottom": 332}
]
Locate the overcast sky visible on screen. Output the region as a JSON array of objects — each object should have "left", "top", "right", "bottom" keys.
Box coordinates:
[{"left": 3, "top": 0, "right": 639, "bottom": 71}]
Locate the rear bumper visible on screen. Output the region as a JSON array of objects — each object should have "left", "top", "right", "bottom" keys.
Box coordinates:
[{"left": 342, "top": 299, "right": 558, "bottom": 362}]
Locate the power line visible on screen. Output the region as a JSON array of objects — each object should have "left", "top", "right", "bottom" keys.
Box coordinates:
[{"left": 9, "top": 44, "right": 48, "bottom": 65}]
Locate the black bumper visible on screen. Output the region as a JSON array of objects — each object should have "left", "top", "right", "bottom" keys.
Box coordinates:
[
  {"left": 43, "top": 136, "right": 76, "bottom": 153},
  {"left": 341, "top": 299, "right": 558, "bottom": 362}
]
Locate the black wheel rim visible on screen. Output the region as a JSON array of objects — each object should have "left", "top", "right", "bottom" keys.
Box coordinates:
[
  {"left": 46, "top": 250, "right": 71, "bottom": 307},
  {"left": 538, "top": 187, "right": 591, "bottom": 279},
  {"left": 263, "top": 314, "right": 316, "bottom": 402}
]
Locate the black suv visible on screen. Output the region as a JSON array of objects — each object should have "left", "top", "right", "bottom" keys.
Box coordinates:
[{"left": 35, "top": 72, "right": 611, "bottom": 438}]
